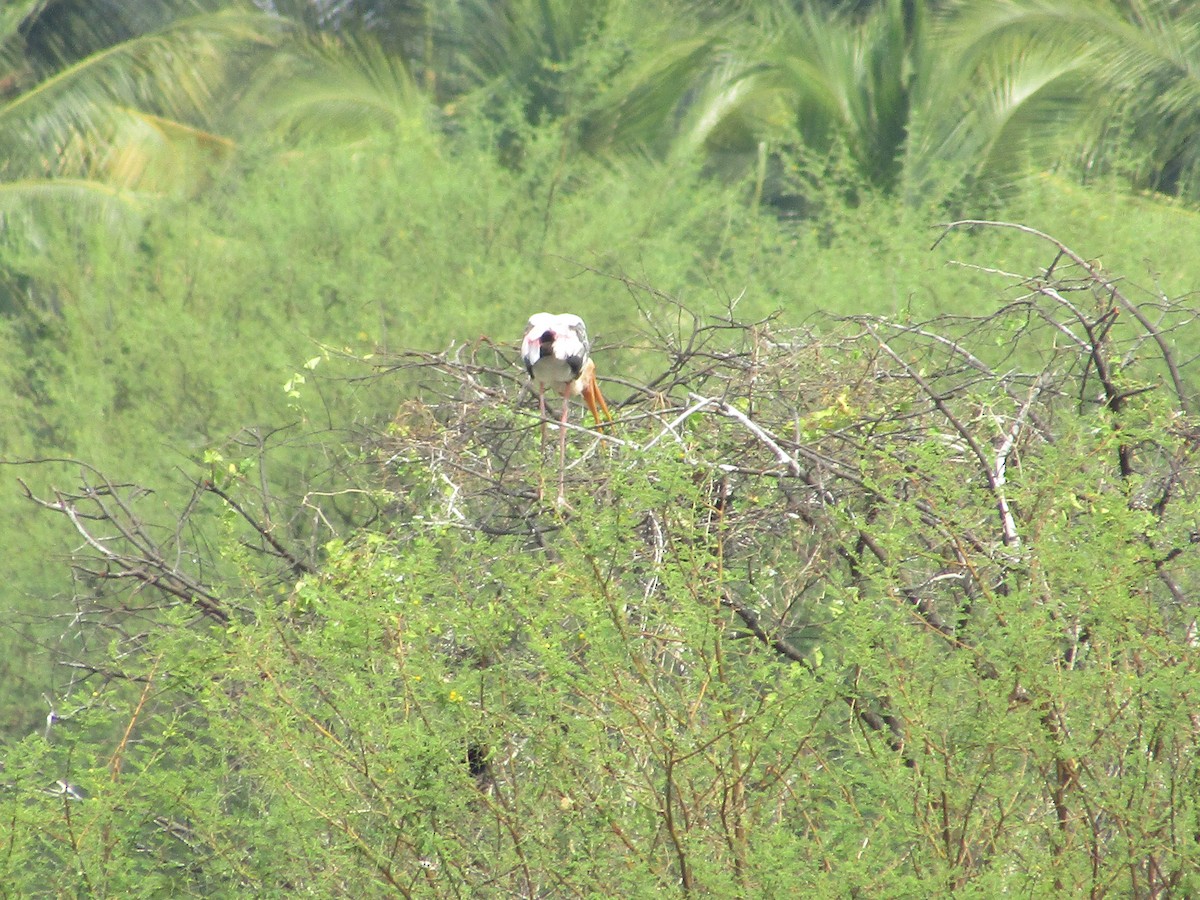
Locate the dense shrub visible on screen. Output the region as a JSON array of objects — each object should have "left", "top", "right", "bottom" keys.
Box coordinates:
[{"left": 7, "top": 225, "right": 1200, "bottom": 895}]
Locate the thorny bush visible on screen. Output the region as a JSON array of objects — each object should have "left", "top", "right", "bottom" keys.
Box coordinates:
[{"left": 14, "top": 222, "right": 1200, "bottom": 896}]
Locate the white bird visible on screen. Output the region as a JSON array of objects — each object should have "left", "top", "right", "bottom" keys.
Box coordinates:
[{"left": 521, "top": 312, "right": 612, "bottom": 503}]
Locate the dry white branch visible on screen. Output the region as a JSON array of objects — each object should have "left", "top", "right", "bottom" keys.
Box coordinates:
[
  {"left": 643, "top": 397, "right": 715, "bottom": 450},
  {"left": 692, "top": 393, "right": 804, "bottom": 478}
]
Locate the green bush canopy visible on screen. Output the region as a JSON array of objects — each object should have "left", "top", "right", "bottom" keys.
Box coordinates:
[{"left": 7, "top": 223, "right": 1200, "bottom": 896}]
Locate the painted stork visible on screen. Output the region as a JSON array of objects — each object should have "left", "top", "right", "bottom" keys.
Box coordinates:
[{"left": 521, "top": 312, "right": 612, "bottom": 503}]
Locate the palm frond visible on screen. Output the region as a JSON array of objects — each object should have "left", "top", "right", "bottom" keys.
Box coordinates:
[
  {"left": 671, "top": 0, "right": 919, "bottom": 191},
  {"left": 672, "top": 54, "right": 778, "bottom": 160},
  {"left": 0, "top": 1, "right": 44, "bottom": 101},
  {"left": 242, "top": 31, "right": 430, "bottom": 143},
  {"left": 0, "top": 8, "right": 281, "bottom": 180},
  {"left": 0, "top": 177, "right": 146, "bottom": 253},
  {"left": 458, "top": 0, "right": 604, "bottom": 88},
  {"left": 0, "top": 0, "right": 44, "bottom": 44},
  {"left": 931, "top": 0, "right": 1200, "bottom": 199},
  {"left": 95, "top": 109, "right": 235, "bottom": 193},
  {"left": 580, "top": 32, "right": 717, "bottom": 155},
  {"left": 908, "top": 31, "right": 1093, "bottom": 199}
]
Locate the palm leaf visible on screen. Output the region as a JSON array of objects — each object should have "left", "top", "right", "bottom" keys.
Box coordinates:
[
  {"left": 0, "top": 177, "right": 147, "bottom": 251},
  {"left": 672, "top": 0, "right": 920, "bottom": 192},
  {"left": 580, "top": 32, "right": 718, "bottom": 155},
  {"left": 457, "top": 0, "right": 603, "bottom": 86},
  {"left": 0, "top": 0, "right": 44, "bottom": 46},
  {"left": 932, "top": 0, "right": 1200, "bottom": 199},
  {"left": 96, "top": 109, "right": 235, "bottom": 192},
  {"left": 0, "top": 1, "right": 45, "bottom": 105},
  {"left": 0, "top": 7, "right": 281, "bottom": 180},
  {"left": 907, "top": 30, "right": 1094, "bottom": 200},
  {"left": 242, "top": 32, "right": 430, "bottom": 143}
]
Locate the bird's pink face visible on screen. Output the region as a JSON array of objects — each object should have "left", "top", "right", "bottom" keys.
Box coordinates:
[
  {"left": 524, "top": 314, "right": 558, "bottom": 346},
  {"left": 524, "top": 326, "right": 555, "bottom": 349}
]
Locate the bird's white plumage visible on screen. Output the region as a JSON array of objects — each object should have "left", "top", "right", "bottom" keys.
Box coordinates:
[{"left": 522, "top": 312, "right": 589, "bottom": 394}]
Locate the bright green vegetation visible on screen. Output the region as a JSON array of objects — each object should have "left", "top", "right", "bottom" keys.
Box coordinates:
[{"left": 3, "top": 0, "right": 1200, "bottom": 894}]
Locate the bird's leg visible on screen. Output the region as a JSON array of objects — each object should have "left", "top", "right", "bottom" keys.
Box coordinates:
[
  {"left": 557, "top": 392, "right": 570, "bottom": 504},
  {"left": 534, "top": 387, "right": 548, "bottom": 502},
  {"left": 538, "top": 388, "right": 549, "bottom": 446}
]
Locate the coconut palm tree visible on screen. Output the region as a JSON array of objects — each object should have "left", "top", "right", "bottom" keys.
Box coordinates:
[
  {"left": 936, "top": 0, "right": 1200, "bottom": 200},
  {"left": 440, "top": 0, "right": 724, "bottom": 159},
  {"left": 0, "top": 0, "right": 299, "bottom": 330},
  {"left": 675, "top": 0, "right": 1200, "bottom": 207},
  {"left": 0, "top": 0, "right": 283, "bottom": 220},
  {"left": 665, "top": 0, "right": 924, "bottom": 209}
]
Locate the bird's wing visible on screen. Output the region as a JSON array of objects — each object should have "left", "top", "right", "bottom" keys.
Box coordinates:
[
  {"left": 521, "top": 313, "right": 553, "bottom": 372},
  {"left": 568, "top": 316, "right": 589, "bottom": 359},
  {"left": 551, "top": 315, "right": 588, "bottom": 364}
]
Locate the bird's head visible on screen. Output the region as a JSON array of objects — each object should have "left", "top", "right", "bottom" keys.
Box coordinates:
[{"left": 524, "top": 312, "right": 585, "bottom": 346}]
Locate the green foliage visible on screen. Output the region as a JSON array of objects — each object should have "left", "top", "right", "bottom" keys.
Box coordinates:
[
  {"left": 4, "top": 0, "right": 1200, "bottom": 891},
  {"left": 3, "top": 95, "right": 1199, "bottom": 735},
  {"left": 7, "top": 224, "right": 1200, "bottom": 893}
]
